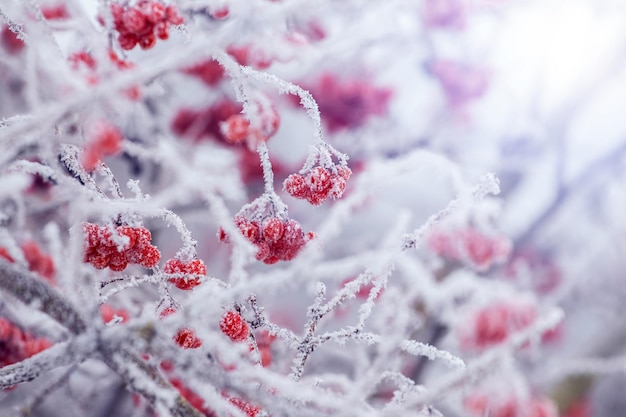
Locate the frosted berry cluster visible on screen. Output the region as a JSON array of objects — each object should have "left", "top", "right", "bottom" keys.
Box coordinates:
[
  {"left": 458, "top": 301, "right": 536, "bottom": 351},
  {"left": 284, "top": 165, "right": 351, "bottom": 206},
  {"left": 110, "top": 1, "right": 183, "bottom": 51},
  {"left": 0, "top": 241, "right": 56, "bottom": 283},
  {"left": 220, "top": 311, "right": 250, "bottom": 342},
  {"left": 220, "top": 102, "right": 280, "bottom": 147},
  {"left": 82, "top": 122, "right": 123, "bottom": 172},
  {"left": 164, "top": 258, "right": 206, "bottom": 290},
  {"left": 427, "top": 227, "right": 511, "bottom": 271},
  {"left": 0, "top": 318, "right": 52, "bottom": 368},
  {"left": 220, "top": 216, "right": 314, "bottom": 264},
  {"left": 83, "top": 223, "right": 160, "bottom": 271},
  {"left": 464, "top": 392, "right": 557, "bottom": 417}
]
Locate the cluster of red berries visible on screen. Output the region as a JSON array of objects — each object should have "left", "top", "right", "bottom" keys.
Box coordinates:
[
  {"left": 164, "top": 258, "right": 206, "bottom": 290},
  {"left": 0, "top": 317, "right": 52, "bottom": 368},
  {"left": 427, "top": 227, "right": 511, "bottom": 271},
  {"left": 284, "top": 165, "right": 351, "bottom": 205},
  {"left": 110, "top": 1, "right": 183, "bottom": 51},
  {"left": 464, "top": 392, "right": 557, "bottom": 417},
  {"left": 220, "top": 311, "right": 250, "bottom": 342},
  {"left": 82, "top": 223, "right": 160, "bottom": 271},
  {"left": 458, "top": 301, "right": 536, "bottom": 351},
  {"left": 220, "top": 216, "right": 314, "bottom": 264},
  {"left": 82, "top": 122, "right": 123, "bottom": 172},
  {"left": 0, "top": 241, "right": 56, "bottom": 283},
  {"left": 220, "top": 104, "right": 280, "bottom": 147},
  {"left": 68, "top": 50, "right": 141, "bottom": 99}
]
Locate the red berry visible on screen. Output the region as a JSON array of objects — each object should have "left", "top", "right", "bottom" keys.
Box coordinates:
[
  {"left": 175, "top": 327, "right": 202, "bottom": 349},
  {"left": 329, "top": 174, "right": 347, "bottom": 199},
  {"left": 211, "top": 7, "right": 230, "bottom": 19},
  {"left": 262, "top": 218, "right": 284, "bottom": 242},
  {"left": 165, "top": 5, "right": 184, "bottom": 25},
  {"left": 221, "top": 114, "right": 250, "bottom": 144},
  {"left": 284, "top": 173, "right": 308, "bottom": 199},
  {"left": 1, "top": 26, "right": 25, "bottom": 55},
  {"left": 140, "top": 245, "right": 161, "bottom": 268},
  {"left": 306, "top": 166, "right": 331, "bottom": 193},
  {"left": 118, "top": 33, "right": 138, "bottom": 50},
  {"left": 159, "top": 307, "right": 177, "bottom": 319},
  {"left": 217, "top": 227, "right": 230, "bottom": 243},
  {"left": 184, "top": 59, "right": 225, "bottom": 86},
  {"left": 142, "top": 1, "right": 166, "bottom": 24},
  {"left": 255, "top": 240, "right": 271, "bottom": 261},
  {"left": 122, "top": 8, "right": 148, "bottom": 33},
  {"left": 155, "top": 21, "right": 170, "bottom": 40},
  {"left": 165, "top": 258, "right": 206, "bottom": 290},
  {"left": 139, "top": 32, "right": 157, "bottom": 50},
  {"left": 235, "top": 217, "right": 261, "bottom": 243},
  {"left": 220, "top": 311, "right": 249, "bottom": 342}
]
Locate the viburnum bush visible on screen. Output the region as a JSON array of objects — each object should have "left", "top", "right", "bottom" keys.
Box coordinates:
[{"left": 1, "top": 0, "right": 625, "bottom": 416}]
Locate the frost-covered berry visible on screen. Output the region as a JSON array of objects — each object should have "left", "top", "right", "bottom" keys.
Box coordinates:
[
  {"left": 165, "top": 5, "right": 184, "bottom": 25},
  {"left": 262, "top": 217, "right": 284, "bottom": 242},
  {"left": 284, "top": 173, "right": 308, "bottom": 199},
  {"left": 122, "top": 8, "right": 148, "bottom": 33},
  {"left": 164, "top": 258, "right": 206, "bottom": 290},
  {"left": 221, "top": 114, "right": 250, "bottom": 144},
  {"left": 220, "top": 311, "right": 250, "bottom": 342},
  {"left": 306, "top": 166, "right": 332, "bottom": 192},
  {"left": 235, "top": 216, "right": 261, "bottom": 243},
  {"left": 175, "top": 327, "right": 203, "bottom": 349}
]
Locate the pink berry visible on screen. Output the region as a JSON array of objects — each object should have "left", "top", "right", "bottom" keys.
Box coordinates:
[
  {"left": 165, "top": 258, "right": 206, "bottom": 290},
  {"left": 262, "top": 218, "right": 284, "bottom": 242},
  {"left": 220, "top": 311, "right": 249, "bottom": 342},
  {"left": 139, "top": 32, "right": 157, "bottom": 50},
  {"left": 142, "top": 1, "right": 166, "bottom": 24},
  {"left": 165, "top": 5, "right": 184, "bottom": 25},
  {"left": 118, "top": 33, "right": 138, "bottom": 50},
  {"left": 306, "top": 166, "right": 332, "bottom": 193},
  {"left": 221, "top": 114, "right": 250, "bottom": 144},
  {"left": 174, "top": 327, "right": 202, "bottom": 349},
  {"left": 155, "top": 21, "right": 170, "bottom": 40},
  {"left": 235, "top": 217, "right": 261, "bottom": 243},
  {"left": 284, "top": 173, "right": 308, "bottom": 199},
  {"left": 122, "top": 8, "right": 148, "bottom": 33}
]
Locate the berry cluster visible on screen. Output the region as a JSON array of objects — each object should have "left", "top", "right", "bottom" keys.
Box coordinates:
[
  {"left": 0, "top": 241, "right": 56, "bottom": 283},
  {"left": 295, "top": 73, "right": 392, "bottom": 132},
  {"left": 82, "top": 223, "right": 160, "bottom": 271},
  {"left": 164, "top": 258, "right": 206, "bottom": 290},
  {"left": 220, "top": 216, "right": 314, "bottom": 264},
  {"left": 284, "top": 165, "right": 351, "bottom": 205},
  {"left": 220, "top": 311, "right": 249, "bottom": 342},
  {"left": 0, "top": 317, "right": 52, "bottom": 368},
  {"left": 458, "top": 301, "right": 536, "bottom": 351},
  {"left": 220, "top": 103, "right": 280, "bottom": 147},
  {"left": 110, "top": 1, "right": 183, "bottom": 51},
  {"left": 174, "top": 327, "right": 203, "bottom": 349},
  {"left": 82, "top": 122, "right": 123, "bottom": 172},
  {"left": 464, "top": 392, "right": 557, "bottom": 417},
  {"left": 427, "top": 227, "right": 511, "bottom": 271}
]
